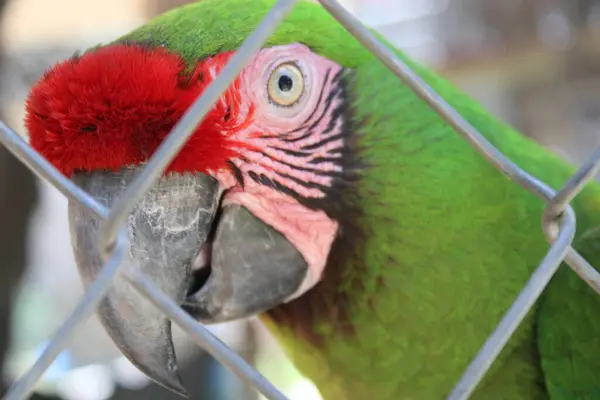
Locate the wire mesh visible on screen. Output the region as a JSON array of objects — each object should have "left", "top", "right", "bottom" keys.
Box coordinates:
[{"left": 1, "top": 0, "right": 600, "bottom": 399}]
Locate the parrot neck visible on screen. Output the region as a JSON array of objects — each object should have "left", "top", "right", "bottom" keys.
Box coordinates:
[
  {"left": 263, "top": 148, "right": 366, "bottom": 346},
  {"left": 264, "top": 214, "right": 365, "bottom": 339}
]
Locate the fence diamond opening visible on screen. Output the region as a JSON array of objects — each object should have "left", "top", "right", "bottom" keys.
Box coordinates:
[{"left": 2, "top": 1, "right": 600, "bottom": 399}]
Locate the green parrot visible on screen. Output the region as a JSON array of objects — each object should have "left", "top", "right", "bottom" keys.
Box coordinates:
[{"left": 22, "top": 0, "right": 600, "bottom": 398}]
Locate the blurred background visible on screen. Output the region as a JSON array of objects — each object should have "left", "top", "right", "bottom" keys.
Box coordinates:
[{"left": 0, "top": 0, "right": 599, "bottom": 399}]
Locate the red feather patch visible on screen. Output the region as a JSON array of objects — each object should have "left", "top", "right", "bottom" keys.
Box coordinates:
[{"left": 25, "top": 44, "right": 253, "bottom": 176}]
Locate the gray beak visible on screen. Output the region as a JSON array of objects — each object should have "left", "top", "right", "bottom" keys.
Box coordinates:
[
  {"left": 183, "top": 204, "right": 308, "bottom": 322},
  {"left": 69, "top": 168, "right": 221, "bottom": 396},
  {"left": 68, "top": 168, "right": 308, "bottom": 397}
]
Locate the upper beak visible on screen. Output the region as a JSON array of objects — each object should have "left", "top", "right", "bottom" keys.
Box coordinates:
[
  {"left": 68, "top": 168, "right": 308, "bottom": 396},
  {"left": 69, "top": 167, "right": 221, "bottom": 396}
]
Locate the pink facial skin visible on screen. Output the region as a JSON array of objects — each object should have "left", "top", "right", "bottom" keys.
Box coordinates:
[{"left": 211, "top": 44, "right": 346, "bottom": 299}]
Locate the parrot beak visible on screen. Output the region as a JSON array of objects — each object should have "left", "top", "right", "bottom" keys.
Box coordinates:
[
  {"left": 68, "top": 167, "right": 308, "bottom": 396},
  {"left": 68, "top": 167, "right": 221, "bottom": 396},
  {"left": 182, "top": 203, "right": 308, "bottom": 323}
]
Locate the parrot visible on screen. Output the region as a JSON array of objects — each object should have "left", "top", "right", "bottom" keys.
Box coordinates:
[{"left": 21, "top": 0, "right": 600, "bottom": 399}]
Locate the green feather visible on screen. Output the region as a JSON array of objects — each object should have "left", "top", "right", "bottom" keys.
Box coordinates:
[
  {"left": 115, "top": 0, "right": 370, "bottom": 69},
  {"left": 106, "top": 1, "right": 600, "bottom": 398}
]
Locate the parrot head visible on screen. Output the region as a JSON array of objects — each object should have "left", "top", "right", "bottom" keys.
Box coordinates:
[
  {"left": 25, "top": 0, "right": 372, "bottom": 394},
  {"left": 24, "top": 0, "right": 373, "bottom": 394}
]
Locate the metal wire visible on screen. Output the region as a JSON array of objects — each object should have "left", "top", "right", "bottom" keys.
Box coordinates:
[
  {"left": 0, "top": 120, "right": 107, "bottom": 219},
  {"left": 97, "top": 0, "right": 299, "bottom": 258},
  {"left": 316, "top": 0, "right": 600, "bottom": 395},
  {"left": 0, "top": 123, "right": 290, "bottom": 400},
  {"left": 4, "top": 230, "right": 128, "bottom": 400},
  {"left": 446, "top": 212, "right": 575, "bottom": 400},
  {"left": 124, "top": 270, "right": 288, "bottom": 400},
  {"left": 1, "top": 0, "right": 600, "bottom": 400},
  {"left": 317, "top": 0, "right": 600, "bottom": 290}
]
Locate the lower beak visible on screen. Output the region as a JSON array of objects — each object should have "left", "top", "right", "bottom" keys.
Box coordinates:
[
  {"left": 183, "top": 204, "right": 308, "bottom": 322},
  {"left": 68, "top": 168, "right": 308, "bottom": 397}
]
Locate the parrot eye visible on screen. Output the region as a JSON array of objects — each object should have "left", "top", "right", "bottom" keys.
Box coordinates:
[{"left": 267, "top": 62, "right": 305, "bottom": 107}]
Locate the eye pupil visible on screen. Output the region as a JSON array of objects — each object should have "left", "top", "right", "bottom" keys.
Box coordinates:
[{"left": 278, "top": 75, "right": 293, "bottom": 92}]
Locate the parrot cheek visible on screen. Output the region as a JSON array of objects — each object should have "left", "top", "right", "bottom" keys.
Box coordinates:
[
  {"left": 182, "top": 203, "right": 308, "bottom": 323},
  {"left": 68, "top": 167, "right": 221, "bottom": 396}
]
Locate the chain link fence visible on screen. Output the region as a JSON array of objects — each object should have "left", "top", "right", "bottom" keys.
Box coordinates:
[{"left": 2, "top": 0, "right": 600, "bottom": 399}]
